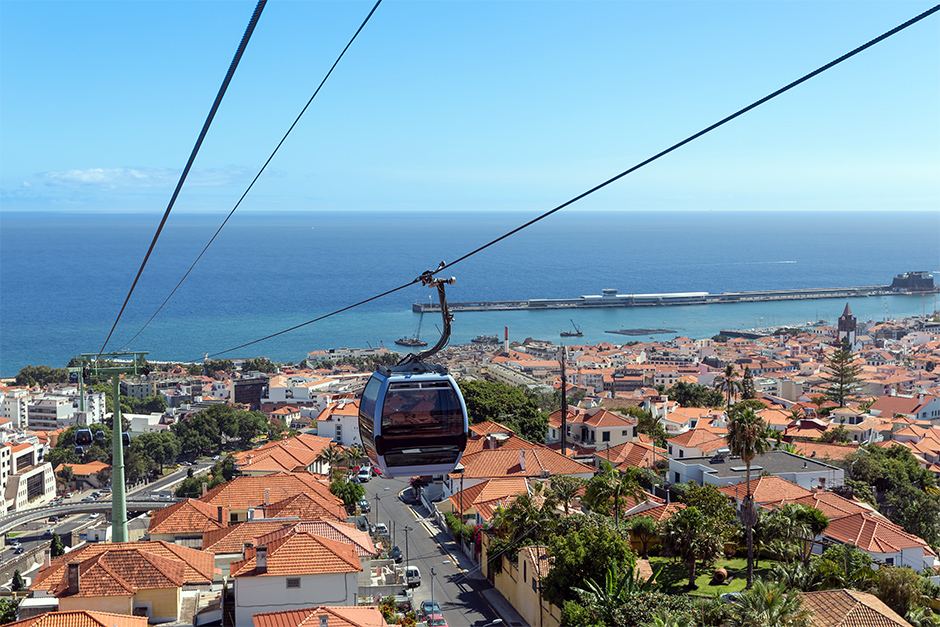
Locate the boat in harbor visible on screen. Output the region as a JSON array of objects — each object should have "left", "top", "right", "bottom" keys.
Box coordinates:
[
  {"left": 394, "top": 336, "right": 428, "bottom": 347},
  {"left": 560, "top": 319, "right": 583, "bottom": 337},
  {"left": 471, "top": 335, "right": 499, "bottom": 344}
]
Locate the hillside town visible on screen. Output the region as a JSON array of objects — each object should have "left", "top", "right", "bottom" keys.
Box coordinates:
[{"left": 0, "top": 307, "right": 939, "bottom": 626}]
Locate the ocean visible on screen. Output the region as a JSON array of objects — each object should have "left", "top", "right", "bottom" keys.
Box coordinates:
[{"left": 1, "top": 210, "right": 938, "bottom": 376}]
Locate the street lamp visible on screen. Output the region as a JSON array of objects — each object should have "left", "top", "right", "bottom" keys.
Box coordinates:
[
  {"left": 430, "top": 567, "right": 435, "bottom": 611},
  {"left": 404, "top": 525, "right": 412, "bottom": 568},
  {"left": 374, "top": 494, "right": 380, "bottom": 529}
]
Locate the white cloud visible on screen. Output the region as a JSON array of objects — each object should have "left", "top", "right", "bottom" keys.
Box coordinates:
[{"left": 41, "top": 167, "right": 249, "bottom": 189}]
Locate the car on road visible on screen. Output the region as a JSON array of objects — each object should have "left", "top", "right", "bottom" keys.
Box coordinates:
[
  {"left": 357, "top": 466, "right": 372, "bottom": 482},
  {"left": 375, "top": 523, "right": 389, "bottom": 537},
  {"left": 91, "top": 492, "right": 101, "bottom": 498},
  {"left": 388, "top": 545, "right": 402, "bottom": 563},
  {"left": 404, "top": 565, "right": 421, "bottom": 588},
  {"left": 43, "top": 529, "right": 52, "bottom": 537},
  {"left": 14, "top": 547, "right": 23, "bottom": 555},
  {"left": 419, "top": 601, "right": 441, "bottom": 619},
  {"left": 358, "top": 498, "right": 371, "bottom": 513},
  {"left": 88, "top": 513, "right": 101, "bottom": 519},
  {"left": 48, "top": 516, "right": 59, "bottom": 523},
  {"left": 64, "top": 493, "right": 72, "bottom": 499},
  {"left": 81, "top": 497, "right": 94, "bottom": 502},
  {"left": 426, "top": 614, "right": 447, "bottom": 627}
]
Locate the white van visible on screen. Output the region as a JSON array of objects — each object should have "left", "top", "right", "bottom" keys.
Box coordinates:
[{"left": 404, "top": 565, "right": 421, "bottom": 588}]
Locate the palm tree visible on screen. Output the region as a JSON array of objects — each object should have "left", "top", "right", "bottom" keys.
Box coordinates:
[
  {"left": 492, "top": 492, "right": 558, "bottom": 549},
  {"left": 342, "top": 444, "right": 364, "bottom": 477},
  {"left": 583, "top": 464, "right": 644, "bottom": 525},
  {"left": 725, "top": 407, "right": 772, "bottom": 588},
  {"left": 659, "top": 506, "right": 725, "bottom": 588},
  {"left": 728, "top": 580, "right": 812, "bottom": 627},
  {"left": 315, "top": 443, "right": 344, "bottom": 478},
  {"left": 626, "top": 515, "right": 658, "bottom": 559},
  {"left": 716, "top": 364, "right": 742, "bottom": 409},
  {"left": 548, "top": 475, "right": 586, "bottom": 516}
]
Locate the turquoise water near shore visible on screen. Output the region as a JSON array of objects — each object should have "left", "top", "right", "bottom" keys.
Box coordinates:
[{"left": 1, "top": 210, "right": 937, "bottom": 374}]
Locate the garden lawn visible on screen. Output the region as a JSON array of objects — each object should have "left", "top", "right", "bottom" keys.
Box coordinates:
[{"left": 649, "top": 556, "right": 776, "bottom": 596}]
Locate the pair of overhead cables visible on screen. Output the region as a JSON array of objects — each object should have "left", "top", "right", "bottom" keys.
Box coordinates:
[
  {"left": 102, "top": 0, "right": 385, "bottom": 355},
  {"left": 195, "top": 3, "right": 940, "bottom": 361}
]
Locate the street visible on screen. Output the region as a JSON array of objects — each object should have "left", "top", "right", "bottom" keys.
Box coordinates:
[{"left": 362, "top": 475, "right": 503, "bottom": 627}]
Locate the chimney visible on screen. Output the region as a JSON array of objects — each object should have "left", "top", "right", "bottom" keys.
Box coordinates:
[
  {"left": 504, "top": 326, "right": 509, "bottom": 354},
  {"left": 44, "top": 548, "right": 51, "bottom": 569},
  {"left": 485, "top": 435, "right": 496, "bottom": 450},
  {"left": 256, "top": 546, "right": 267, "bottom": 574},
  {"left": 243, "top": 542, "right": 253, "bottom": 559},
  {"left": 67, "top": 561, "right": 80, "bottom": 595},
  {"left": 519, "top": 450, "right": 526, "bottom": 472},
  {"left": 265, "top": 488, "right": 270, "bottom": 507},
  {"left": 217, "top": 506, "right": 225, "bottom": 525},
  {"left": 202, "top": 482, "right": 208, "bottom": 497},
  {"left": 319, "top": 615, "right": 328, "bottom": 627}
]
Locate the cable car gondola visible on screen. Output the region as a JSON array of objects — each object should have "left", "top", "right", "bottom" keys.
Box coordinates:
[
  {"left": 358, "top": 275, "right": 469, "bottom": 478},
  {"left": 76, "top": 428, "right": 92, "bottom": 446},
  {"left": 74, "top": 446, "right": 86, "bottom": 456},
  {"left": 94, "top": 430, "right": 106, "bottom": 441},
  {"left": 122, "top": 432, "right": 130, "bottom": 446}
]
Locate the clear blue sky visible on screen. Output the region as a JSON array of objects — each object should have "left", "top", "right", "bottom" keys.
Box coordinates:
[{"left": 1, "top": 0, "right": 938, "bottom": 214}]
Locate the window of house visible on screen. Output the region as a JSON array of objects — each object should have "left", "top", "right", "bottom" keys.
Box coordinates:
[
  {"left": 633, "top": 427, "right": 637, "bottom": 438},
  {"left": 622, "top": 430, "right": 628, "bottom": 436},
  {"left": 287, "top": 578, "right": 301, "bottom": 589},
  {"left": 532, "top": 577, "right": 537, "bottom": 592},
  {"left": 602, "top": 432, "right": 610, "bottom": 442},
  {"left": 675, "top": 472, "right": 680, "bottom": 483},
  {"left": 523, "top": 561, "right": 526, "bottom": 582},
  {"left": 679, "top": 450, "right": 684, "bottom": 458},
  {"left": 884, "top": 558, "right": 894, "bottom": 566}
]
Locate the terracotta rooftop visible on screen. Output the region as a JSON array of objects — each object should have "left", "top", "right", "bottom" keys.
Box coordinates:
[
  {"left": 625, "top": 502, "right": 687, "bottom": 522},
  {"left": 148, "top": 498, "right": 227, "bottom": 535},
  {"left": 4, "top": 611, "right": 148, "bottom": 627},
  {"left": 202, "top": 520, "right": 296, "bottom": 555},
  {"left": 717, "top": 476, "right": 814, "bottom": 504},
  {"left": 200, "top": 471, "right": 340, "bottom": 511},
  {"left": 800, "top": 589, "right": 913, "bottom": 627},
  {"left": 53, "top": 548, "right": 186, "bottom": 598},
  {"left": 252, "top": 605, "right": 389, "bottom": 627},
  {"left": 763, "top": 491, "right": 881, "bottom": 522},
  {"left": 455, "top": 447, "right": 594, "bottom": 480},
  {"left": 449, "top": 477, "right": 530, "bottom": 515},
  {"left": 255, "top": 521, "right": 377, "bottom": 559},
  {"left": 230, "top": 530, "right": 362, "bottom": 578},
  {"left": 31, "top": 541, "right": 216, "bottom": 593},
  {"left": 263, "top": 492, "right": 349, "bottom": 523},
  {"left": 824, "top": 512, "right": 930, "bottom": 554}
]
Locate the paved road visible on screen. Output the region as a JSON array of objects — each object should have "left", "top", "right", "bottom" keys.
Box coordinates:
[{"left": 362, "top": 475, "right": 504, "bottom": 627}]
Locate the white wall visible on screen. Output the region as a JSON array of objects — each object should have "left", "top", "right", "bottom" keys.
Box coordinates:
[{"left": 234, "top": 571, "right": 357, "bottom": 626}]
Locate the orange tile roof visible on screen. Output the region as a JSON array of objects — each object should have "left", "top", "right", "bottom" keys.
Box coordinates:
[
  {"left": 800, "top": 589, "right": 913, "bottom": 627},
  {"left": 269, "top": 521, "right": 376, "bottom": 558},
  {"left": 717, "top": 476, "right": 813, "bottom": 504},
  {"left": 667, "top": 427, "right": 727, "bottom": 449},
  {"left": 263, "top": 492, "right": 349, "bottom": 523},
  {"left": 762, "top": 491, "right": 880, "bottom": 521},
  {"left": 625, "top": 502, "right": 687, "bottom": 522},
  {"left": 31, "top": 541, "right": 216, "bottom": 593},
  {"left": 230, "top": 530, "right": 362, "bottom": 578},
  {"left": 203, "top": 521, "right": 296, "bottom": 555},
  {"left": 54, "top": 461, "right": 111, "bottom": 476},
  {"left": 200, "top": 471, "right": 340, "bottom": 511},
  {"left": 792, "top": 441, "right": 860, "bottom": 462},
  {"left": 456, "top": 447, "right": 594, "bottom": 480},
  {"left": 469, "top": 420, "right": 516, "bottom": 437},
  {"left": 5, "top": 611, "right": 148, "bottom": 627},
  {"left": 252, "top": 605, "right": 389, "bottom": 627},
  {"left": 449, "top": 477, "right": 530, "bottom": 515},
  {"left": 824, "top": 513, "right": 929, "bottom": 554},
  {"left": 53, "top": 548, "right": 186, "bottom": 598},
  {"left": 148, "top": 498, "right": 226, "bottom": 535}
]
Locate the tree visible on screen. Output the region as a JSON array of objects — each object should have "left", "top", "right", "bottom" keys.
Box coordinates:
[
  {"left": 683, "top": 482, "right": 738, "bottom": 536},
  {"left": 56, "top": 465, "right": 73, "bottom": 489},
  {"left": 330, "top": 480, "right": 365, "bottom": 512},
  {"left": 583, "top": 463, "right": 644, "bottom": 525},
  {"left": 818, "top": 425, "right": 852, "bottom": 444},
  {"left": 15, "top": 364, "right": 67, "bottom": 387},
  {"left": 822, "top": 347, "right": 863, "bottom": 407},
  {"left": 763, "top": 504, "right": 827, "bottom": 565},
  {"left": 549, "top": 475, "right": 587, "bottom": 516},
  {"left": 728, "top": 579, "right": 812, "bottom": 627},
  {"left": 458, "top": 380, "right": 548, "bottom": 443},
  {"left": 716, "top": 364, "right": 741, "bottom": 409},
  {"left": 316, "top": 443, "right": 345, "bottom": 478},
  {"left": 171, "top": 408, "right": 222, "bottom": 456},
  {"left": 725, "top": 407, "right": 772, "bottom": 588},
  {"left": 624, "top": 407, "right": 668, "bottom": 449},
  {"left": 11, "top": 570, "right": 25, "bottom": 592},
  {"left": 659, "top": 506, "right": 725, "bottom": 588},
  {"left": 814, "top": 543, "right": 875, "bottom": 591},
  {"left": 0, "top": 597, "right": 19, "bottom": 624},
  {"left": 541, "top": 517, "right": 634, "bottom": 606},
  {"left": 741, "top": 366, "right": 756, "bottom": 400},
  {"left": 50, "top": 532, "right": 65, "bottom": 558},
  {"left": 625, "top": 515, "right": 658, "bottom": 559},
  {"left": 872, "top": 566, "right": 925, "bottom": 617},
  {"left": 666, "top": 382, "right": 724, "bottom": 408}
]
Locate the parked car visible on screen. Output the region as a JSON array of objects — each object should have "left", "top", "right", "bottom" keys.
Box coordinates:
[
  {"left": 419, "top": 601, "right": 441, "bottom": 619},
  {"left": 91, "top": 492, "right": 101, "bottom": 498},
  {"left": 404, "top": 565, "right": 421, "bottom": 588},
  {"left": 375, "top": 523, "right": 389, "bottom": 537},
  {"left": 88, "top": 513, "right": 101, "bottom": 519},
  {"left": 426, "top": 614, "right": 447, "bottom": 627},
  {"left": 14, "top": 547, "right": 23, "bottom": 555},
  {"left": 357, "top": 467, "right": 371, "bottom": 483},
  {"left": 81, "top": 497, "right": 94, "bottom": 502},
  {"left": 43, "top": 529, "right": 52, "bottom": 537},
  {"left": 388, "top": 545, "right": 403, "bottom": 563},
  {"left": 64, "top": 493, "right": 72, "bottom": 499},
  {"left": 358, "top": 498, "right": 371, "bottom": 513},
  {"left": 47, "top": 516, "right": 59, "bottom": 523}
]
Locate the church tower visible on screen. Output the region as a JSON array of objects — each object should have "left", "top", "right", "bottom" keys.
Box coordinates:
[{"left": 837, "top": 303, "right": 857, "bottom": 350}]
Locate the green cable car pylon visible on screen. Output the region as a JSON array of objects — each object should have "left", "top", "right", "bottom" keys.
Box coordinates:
[{"left": 73, "top": 352, "right": 149, "bottom": 543}]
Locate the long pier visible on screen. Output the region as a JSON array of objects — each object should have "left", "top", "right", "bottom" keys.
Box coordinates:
[{"left": 413, "top": 285, "right": 935, "bottom": 313}]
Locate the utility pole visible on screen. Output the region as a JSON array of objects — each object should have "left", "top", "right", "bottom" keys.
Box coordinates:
[
  {"left": 374, "top": 494, "right": 380, "bottom": 529},
  {"left": 75, "top": 351, "right": 149, "bottom": 543},
  {"left": 404, "top": 525, "right": 412, "bottom": 568},
  {"left": 560, "top": 345, "right": 567, "bottom": 456}
]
